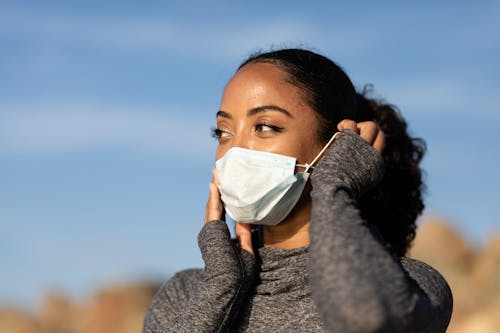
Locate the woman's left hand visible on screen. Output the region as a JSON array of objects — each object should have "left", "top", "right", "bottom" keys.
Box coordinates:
[
  {"left": 312, "top": 119, "right": 386, "bottom": 198},
  {"left": 337, "top": 119, "right": 385, "bottom": 154}
]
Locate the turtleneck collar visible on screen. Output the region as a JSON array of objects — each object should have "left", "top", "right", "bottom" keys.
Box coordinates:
[{"left": 255, "top": 245, "right": 311, "bottom": 299}]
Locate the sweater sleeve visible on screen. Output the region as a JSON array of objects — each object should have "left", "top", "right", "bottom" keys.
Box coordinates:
[
  {"left": 142, "top": 220, "right": 256, "bottom": 333},
  {"left": 308, "top": 129, "right": 453, "bottom": 333}
]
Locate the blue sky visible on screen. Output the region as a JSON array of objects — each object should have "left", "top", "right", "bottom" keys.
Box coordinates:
[{"left": 1, "top": 1, "right": 499, "bottom": 309}]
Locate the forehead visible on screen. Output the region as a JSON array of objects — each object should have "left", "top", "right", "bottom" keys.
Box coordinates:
[{"left": 221, "top": 62, "right": 307, "bottom": 111}]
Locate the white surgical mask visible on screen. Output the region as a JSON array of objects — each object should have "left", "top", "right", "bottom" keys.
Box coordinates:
[{"left": 215, "top": 132, "right": 340, "bottom": 225}]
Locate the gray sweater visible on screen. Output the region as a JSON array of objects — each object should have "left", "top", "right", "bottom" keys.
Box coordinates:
[{"left": 142, "top": 130, "right": 453, "bottom": 332}]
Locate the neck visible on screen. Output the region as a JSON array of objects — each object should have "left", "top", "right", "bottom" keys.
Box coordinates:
[{"left": 262, "top": 195, "right": 311, "bottom": 249}]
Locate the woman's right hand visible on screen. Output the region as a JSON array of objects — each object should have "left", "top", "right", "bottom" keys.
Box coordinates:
[
  {"left": 204, "top": 168, "right": 254, "bottom": 256},
  {"left": 192, "top": 176, "right": 256, "bottom": 332},
  {"left": 204, "top": 167, "right": 224, "bottom": 224}
]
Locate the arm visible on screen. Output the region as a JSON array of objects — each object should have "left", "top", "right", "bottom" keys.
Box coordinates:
[
  {"left": 142, "top": 220, "right": 256, "bottom": 333},
  {"left": 308, "top": 129, "right": 452, "bottom": 333}
]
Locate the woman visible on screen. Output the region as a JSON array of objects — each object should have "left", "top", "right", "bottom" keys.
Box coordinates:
[{"left": 142, "top": 49, "right": 453, "bottom": 332}]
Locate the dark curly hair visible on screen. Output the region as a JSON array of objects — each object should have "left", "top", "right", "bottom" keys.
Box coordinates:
[
  {"left": 355, "top": 86, "right": 426, "bottom": 256},
  {"left": 239, "top": 49, "right": 426, "bottom": 256}
]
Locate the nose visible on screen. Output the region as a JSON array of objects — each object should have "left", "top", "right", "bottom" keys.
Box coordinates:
[{"left": 231, "top": 132, "right": 253, "bottom": 150}]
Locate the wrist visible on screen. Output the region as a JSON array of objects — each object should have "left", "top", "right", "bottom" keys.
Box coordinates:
[{"left": 311, "top": 129, "right": 384, "bottom": 198}]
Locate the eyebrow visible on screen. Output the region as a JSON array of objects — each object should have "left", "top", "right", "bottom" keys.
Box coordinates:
[
  {"left": 216, "top": 105, "right": 294, "bottom": 119},
  {"left": 216, "top": 110, "right": 232, "bottom": 119}
]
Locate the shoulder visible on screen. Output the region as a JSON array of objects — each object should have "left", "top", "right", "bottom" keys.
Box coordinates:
[
  {"left": 398, "top": 257, "right": 452, "bottom": 301},
  {"left": 398, "top": 257, "right": 453, "bottom": 330},
  {"left": 143, "top": 268, "right": 204, "bottom": 331},
  {"left": 150, "top": 268, "right": 204, "bottom": 310},
  {"left": 158, "top": 268, "right": 203, "bottom": 301}
]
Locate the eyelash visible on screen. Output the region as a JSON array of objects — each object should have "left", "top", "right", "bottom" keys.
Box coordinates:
[
  {"left": 210, "top": 127, "right": 226, "bottom": 140},
  {"left": 210, "top": 123, "right": 284, "bottom": 140}
]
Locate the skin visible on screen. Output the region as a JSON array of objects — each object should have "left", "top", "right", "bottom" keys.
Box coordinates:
[{"left": 204, "top": 62, "right": 385, "bottom": 255}]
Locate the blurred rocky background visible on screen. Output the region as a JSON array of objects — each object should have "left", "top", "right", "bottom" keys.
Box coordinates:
[
  {"left": 1, "top": 217, "right": 499, "bottom": 333},
  {"left": 0, "top": 283, "right": 160, "bottom": 333},
  {"left": 410, "top": 218, "right": 500, "bottom": 332}
]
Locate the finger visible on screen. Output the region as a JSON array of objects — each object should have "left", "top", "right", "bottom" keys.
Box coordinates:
[
  {"left": 372, "top": 130, "right": 386, "bottom": 154},
  {"left": 235, "top": 223, "right": 254, "bottom": 256},
  {"left": 356, "top": 121, "right": 379, "bottom": 146},
  {"left": 337, "top": 119, "right": 359, "bottom": 134},
  {"left": 212, "top": 167, "right": 220, "bottom": 187},
  {"left": 205, "top": 182, "right": 223, "bottom": 224}
]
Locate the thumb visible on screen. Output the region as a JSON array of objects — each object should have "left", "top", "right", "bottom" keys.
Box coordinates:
[{"left": 235, "top": 223, "right": 254, "bottom": 256}]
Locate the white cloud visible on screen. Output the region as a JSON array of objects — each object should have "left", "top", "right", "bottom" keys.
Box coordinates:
[
  {"left": 0, "top": 5, "right": 393, "bottom": 65},
  {"left": 385, "top": 80, "right": 467, "bottom": 111},
  {"left": 374, "top": 79, "right": 500, "bottom": 119},
  {"left": 0, "top": 6, "right": 316, "bottom": 63},
  {"left": 0, "top": 103, "right": 217, "bottom": 156},
  {"left": 0, "top": 7, "right": 177, "bottom": 48}
]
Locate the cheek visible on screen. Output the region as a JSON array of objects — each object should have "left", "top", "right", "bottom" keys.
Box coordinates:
[
  {"left": 286, "top": 125, "right": 323, "bottom": 163},
  {"left": 295, "top": 139, "right": 320, "bottom": 164},
  {"left": 215, "top": 143, "right": 232, "bottom": 161},
  {"left": 267, "top": 134, "right": 314, "bottom": 164},
  {"left": 215, "top": 146, "right": 224, "bottom": 161}
]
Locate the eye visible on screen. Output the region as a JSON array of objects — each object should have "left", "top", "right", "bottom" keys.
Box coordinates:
[
  {"left": 255, "top": 123, "right": 284, "bottom": 133},
  {"left": 210, "top": 127, "right": 231, "bottom": 140}
]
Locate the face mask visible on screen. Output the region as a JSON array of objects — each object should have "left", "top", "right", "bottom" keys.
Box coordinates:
[{"left": 215, "top": 132, "right": 340, "bottom": 225}]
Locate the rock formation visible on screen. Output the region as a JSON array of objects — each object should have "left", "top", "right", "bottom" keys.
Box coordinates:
[
  {"left": 410, "top": 217, "right": 500, "bottom": 333},
  {"left": 0, "top": 282, "right": 159, "bottom": 333}
]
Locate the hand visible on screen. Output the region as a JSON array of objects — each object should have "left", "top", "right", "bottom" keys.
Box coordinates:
[
  {"left": 235, "top": 223, "right": 254, "bottom": 256},
  {"left": 312, "top": 119, "right": 385, "bottom": 198},
  {"left": 204, "top": 167, "right": 224, "bottom": 224},
  {"left": 204, "top": 168, "right": 254, "bottom": 256},
  {"left": 337, "top": 119, "right": 385, "bottom": 154}
]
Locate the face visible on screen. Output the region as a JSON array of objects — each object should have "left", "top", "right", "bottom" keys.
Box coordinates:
[{"left": 214, "top": 62, "right": 323, "bottom": 166}]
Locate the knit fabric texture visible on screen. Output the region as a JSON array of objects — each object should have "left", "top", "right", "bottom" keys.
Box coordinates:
[{"left": 142, "top": 129, "right": 453, "bottom": 332}]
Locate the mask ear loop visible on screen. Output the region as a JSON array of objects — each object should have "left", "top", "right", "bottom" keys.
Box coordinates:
[{"left": 303, "top": 131, "right": 341, "bottom": 173}]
